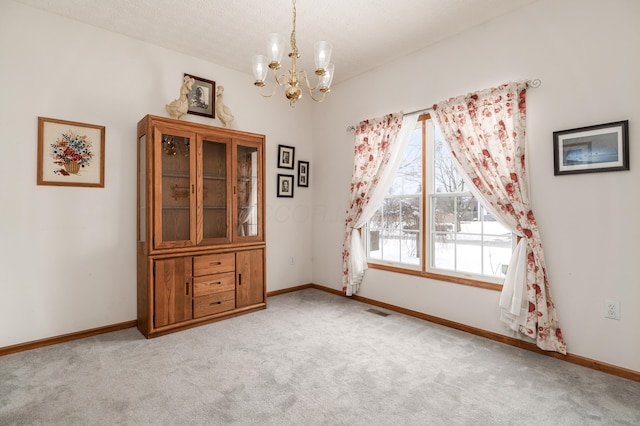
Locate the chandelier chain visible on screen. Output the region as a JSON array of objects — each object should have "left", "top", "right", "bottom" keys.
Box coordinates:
[{"left": 290, "top": 0, "right": 298, "bottom": 54}]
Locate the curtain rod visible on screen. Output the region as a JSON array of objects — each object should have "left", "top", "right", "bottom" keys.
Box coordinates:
[{"left": 345, "top": 79, "right": 541, "bottom": 132}]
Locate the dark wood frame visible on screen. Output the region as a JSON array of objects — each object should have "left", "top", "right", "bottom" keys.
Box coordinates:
[
  {"left": 37, "top": 116, "right": 105, "bottom": 187},
  {"left": 553, "top": 120, "right": 629, "bottom": 175},
  {"left": 184, "top": 73, "right": 215, "bottom": 118},
  {"left": 277, "top": 144, "right": 295, "bottom": 169},
  {"left": 277, "top": 174, "right": 294, "bottom": 198},
  {"left": 297, "top": 160, "right": 309, "bottom": 187}
]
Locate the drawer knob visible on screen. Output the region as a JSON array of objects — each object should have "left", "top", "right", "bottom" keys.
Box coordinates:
[
  {"left": 209, "top": 301, "right": 222, "bottom": 306},
  {"left": 209, "top": 261, "right": 222, "bottom": 266}
]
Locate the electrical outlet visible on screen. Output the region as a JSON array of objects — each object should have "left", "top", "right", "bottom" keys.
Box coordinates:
[{"left": 604, "top": 300, "right": 620, "bottom": 320}]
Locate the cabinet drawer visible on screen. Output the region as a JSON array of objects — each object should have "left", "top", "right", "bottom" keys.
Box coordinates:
[
  {"left": 193, "top": 272, "right": 235, "bottom": 297},
  {"left": 193, "top": 291, "right": 235, "bottom": 318},
  {"left": 193, "top": 253, "right": 235, "bottom": 276}
]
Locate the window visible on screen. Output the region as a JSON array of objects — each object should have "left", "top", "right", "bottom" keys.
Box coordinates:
[{"left": 365, "top": 114, "right": 514, "bottom": 286}]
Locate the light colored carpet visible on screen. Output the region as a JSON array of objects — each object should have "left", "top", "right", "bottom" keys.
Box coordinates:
[{"left": 1, "top": 288, "right": 638, "bottom": 425}]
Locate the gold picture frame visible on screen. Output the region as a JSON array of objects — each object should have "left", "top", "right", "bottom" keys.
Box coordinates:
[{"left": 37, "top": 117, "right": 105, "bottom": 187}]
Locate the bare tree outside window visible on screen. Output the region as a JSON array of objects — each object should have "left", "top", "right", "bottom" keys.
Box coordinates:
[{"left": 366, "top": 114, "right": 514, "bottom": 281}]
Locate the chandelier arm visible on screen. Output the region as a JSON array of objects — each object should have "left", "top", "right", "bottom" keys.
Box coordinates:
[
  {"left": 257, "top": 85, "right": 278, "bottom": 99},
  {"left": 258, "top": 67, "right": 295, "bottom": 98},
  {"left": 273, "top": 68, "right": 289, "bottom": 87},
  {"left": 300, "top": 70, "right": 323, "bottom": 92},
  {"left": 301, "top": 73, "right": 327, "bottom": 103},
  {"left": 306, "top": 90, "right": 327, "bottom": 103},
  {"left": 257, "top": 74, "right": 282, "bottom": 98}
]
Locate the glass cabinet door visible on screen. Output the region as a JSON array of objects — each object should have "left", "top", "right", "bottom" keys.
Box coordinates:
[
  {"left": 200, "top": 136, "right": 231, "bottom": 244},
  {"left": 153, "top": 127, "right": 196, "bottom": 249},
  {"left": 235, "top": 141, "right": 262, "bottom": 240}
]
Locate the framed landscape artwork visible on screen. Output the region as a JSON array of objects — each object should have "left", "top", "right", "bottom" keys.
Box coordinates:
[
  {"left": 37, "top": 117, "right": 105, "bottom": 187},
  {"left": 553, "top": 120, "right": 629, "bottom": 176}
]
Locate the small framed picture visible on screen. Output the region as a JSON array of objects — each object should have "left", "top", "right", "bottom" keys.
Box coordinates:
[
  {"left": 298, "top": 161, "right": 309, "bottom": 187},
  {"left": 37, "top": 117, "right": 105, "bottom": 187},
  {"left": 553, "top": 120, "right": 629, "bottom": 175},
  {"left": 277, "top": 174, "right": 294, "bottom": 198},
  {"left": 277, "top": 144, "right": 295, "bottom": 169},
  {"left": 184, "top": 73, "right": 215, "bottom": 118}
]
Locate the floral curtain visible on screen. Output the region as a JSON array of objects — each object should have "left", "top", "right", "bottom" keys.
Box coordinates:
[
  {"left": 342, "top": 113, "right": 417, "bottom": 296},
  {"left": 432, "top": 82, "right": 566, "bottom": 354}
]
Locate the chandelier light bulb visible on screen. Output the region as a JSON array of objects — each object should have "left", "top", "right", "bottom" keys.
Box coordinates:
[
  {"left": 314, "top": 41, "right": 332, "bottom": 74},
  {"left": 252, "top": 55, "right": 269, "bottom": 86},
  {"left": 319, "top": 63, "right": 334, "bottom": 92},
  {"left": 267, "top": 33, "right": 285, "bottom": 69}
]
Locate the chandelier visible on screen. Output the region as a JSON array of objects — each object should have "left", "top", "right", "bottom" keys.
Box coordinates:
[{"left": 251, "top": 0, "right": 334, "bottom": 107}]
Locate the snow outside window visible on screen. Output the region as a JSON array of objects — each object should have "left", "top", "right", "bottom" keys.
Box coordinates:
[{"left": 365, "top": 114, "right": 515, "bottom": 283}]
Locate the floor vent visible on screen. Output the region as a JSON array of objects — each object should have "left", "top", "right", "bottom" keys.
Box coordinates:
[{"left": 366, "top": 308, "right": 390, "bottom": 317}]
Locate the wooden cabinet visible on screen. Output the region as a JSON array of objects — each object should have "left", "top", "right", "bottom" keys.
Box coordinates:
[
  {"left": 236, "top": 249, "right": 265, "bottom": 308},
  {"left": 137, "top": 115, "right": 266, "bottom": 338},
  {"left": 192, "top": 253, "right": 236, "bottom": 318},
  {"left": 154, "top": 257, "right": 193, "bottom": 328}
]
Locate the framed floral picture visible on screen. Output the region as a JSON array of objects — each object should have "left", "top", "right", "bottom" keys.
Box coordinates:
[
  {"left": 37, "top": 117, "right": 105, "bottom": 187},
  {"left": 184, "top": 73, "right": 215, "bottom": 118},
  {"left": 277, "top": 144, "right": 295, "bottom": 169}
]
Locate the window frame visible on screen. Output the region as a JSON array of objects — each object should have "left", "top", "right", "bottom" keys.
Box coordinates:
[{"left": 364, "top": 113, "right": 511, "bottom": 291}]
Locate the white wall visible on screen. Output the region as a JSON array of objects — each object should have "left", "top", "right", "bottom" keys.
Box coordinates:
[
  {"left": 0, "top": 1, "right": 314, "bottom": 347},
  {"left": 313, "top": 0, "right": 640, "bottom": 372}
]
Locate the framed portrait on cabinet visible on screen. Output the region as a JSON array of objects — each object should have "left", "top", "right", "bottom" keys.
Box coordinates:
[{"left": 185, "top": 73, "right": 215, "bottom": 118}]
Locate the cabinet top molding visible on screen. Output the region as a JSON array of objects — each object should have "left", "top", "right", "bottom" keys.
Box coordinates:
[{"left": 139, "top": 114, "right": 265, "bottom": 140}]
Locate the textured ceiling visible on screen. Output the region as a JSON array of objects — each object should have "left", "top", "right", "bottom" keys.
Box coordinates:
[{"left": 15, "top": 0, "right": 537, "bottom": 84}]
